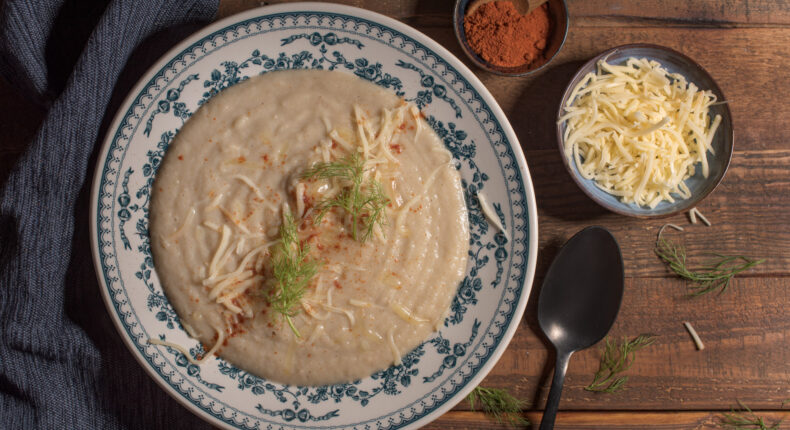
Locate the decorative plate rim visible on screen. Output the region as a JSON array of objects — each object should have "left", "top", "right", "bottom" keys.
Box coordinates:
[{"left": 89, "top": 3, "right": 539, "bottom": 429}]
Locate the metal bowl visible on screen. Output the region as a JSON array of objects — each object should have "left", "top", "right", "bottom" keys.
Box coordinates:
[
  {"left": 453, "top": 0, "right": 568, "bottom": 76},
  {"left": 556, "top": 44, "right": 734, "bottom": 218}
]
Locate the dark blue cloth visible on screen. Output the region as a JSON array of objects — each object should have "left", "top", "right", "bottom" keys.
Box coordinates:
[{"left": 0, "top": 0, "right": 219, "bottom": 428}]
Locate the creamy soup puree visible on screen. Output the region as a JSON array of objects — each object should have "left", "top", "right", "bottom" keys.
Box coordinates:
[{"left": 150, "top": 70, "right": 468, "bottom": 385}]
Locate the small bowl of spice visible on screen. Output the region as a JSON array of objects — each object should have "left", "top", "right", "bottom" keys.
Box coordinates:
[{"left": 454, "top": 0, "right": 568, "bottom": 76}]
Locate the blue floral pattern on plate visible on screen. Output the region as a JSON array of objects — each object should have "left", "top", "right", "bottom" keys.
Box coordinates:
[{"left": 91, "top": 4, "right": 537, "bottom": 429}]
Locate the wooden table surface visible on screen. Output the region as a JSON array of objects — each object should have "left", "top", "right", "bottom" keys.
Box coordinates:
[{"left": 2, "top": 0, "right": 788, "bottom": 428}]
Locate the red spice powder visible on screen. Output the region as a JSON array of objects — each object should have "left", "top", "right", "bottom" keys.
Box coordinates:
[{"left": 464, "top": 1, "right": 551, "bottom": 68}]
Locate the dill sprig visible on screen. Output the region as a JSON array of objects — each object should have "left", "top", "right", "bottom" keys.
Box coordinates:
[
  {"left": 719, "top": 400, "right": 783, "bottom": 429},
  {"left": 585, "top": 334, "right": 657, "bottom": 393},
  {"left": 269, "top": 212, "right": 318, "bottom": 337},
  {"left": 466, "top": 386, "right": 529, "bottom": 426},
  {"left": 302, "top": 152, "right": 389, "bottom": 242},
  {"left": 655, "top": 234, "right": 765, "bottom": 297}
]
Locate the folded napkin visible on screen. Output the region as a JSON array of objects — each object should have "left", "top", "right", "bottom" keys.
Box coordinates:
[{"left": 0, "top": 0, "right": 219, "bottom": 428}]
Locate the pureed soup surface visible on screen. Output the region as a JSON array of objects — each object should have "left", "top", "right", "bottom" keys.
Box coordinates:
[{"left": 149, "top": 70, "right": 469, "bottom": 385}]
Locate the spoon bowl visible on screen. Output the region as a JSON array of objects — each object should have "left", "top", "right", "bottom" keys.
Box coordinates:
[{"left": 537, "top": 226, "right": 624, "bottom": 429}]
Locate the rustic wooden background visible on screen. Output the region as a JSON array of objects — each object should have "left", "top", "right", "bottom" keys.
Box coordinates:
[{"left": 2, "top": 0, "right": 787, "bottom": 428}]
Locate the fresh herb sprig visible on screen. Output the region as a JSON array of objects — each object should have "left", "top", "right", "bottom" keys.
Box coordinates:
[
  {"left": 269, "top": 212, "right": 318, "bottom": 337},
  {"left": 302, "top": 152, "right": 389, "bottom": 242},
  {"left": 466, "top": 386, "right": 529, "bottom": 426},
  {"left": 655, "top": 235, "right": 765, "bottom": 297},
  {"left": 585, "top": 334, "right": 657, "bottom": 393},
  {"left": 719, "top": 400, "right": 783, "bottom": 429}
]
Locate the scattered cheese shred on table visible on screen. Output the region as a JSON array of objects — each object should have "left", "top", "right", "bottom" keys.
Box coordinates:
[
  {"left": 560, "top": 57, "right": 722, "bottom": 208},
  {"left": 657, "top": 223, "right": 684, "bottom": 243},
  {"left": 683, "top": 321, "right": 705, "bottom": 351},
  {"left": 688, "top": 207, "right": 711, "bottom": 226}
]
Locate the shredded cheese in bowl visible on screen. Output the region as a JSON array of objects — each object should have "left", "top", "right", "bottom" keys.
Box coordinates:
[{"left": 559, "top": 57, "right": 722, "bottom": 209}]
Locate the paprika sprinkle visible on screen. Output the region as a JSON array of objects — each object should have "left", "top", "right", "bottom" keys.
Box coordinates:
[{"left": 464, "top": 1, "right": 552, "bottom": 68}]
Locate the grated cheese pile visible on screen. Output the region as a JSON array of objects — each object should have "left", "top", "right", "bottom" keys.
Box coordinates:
[
  {"left": 202, "top": 101, "right": 432, "bottom": 337},
  {"left": 560, "top": 57, "right": 722, "bottom": 208}
]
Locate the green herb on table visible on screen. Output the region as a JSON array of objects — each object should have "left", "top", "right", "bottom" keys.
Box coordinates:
[
  {"left": 466, "top": 386, "right": 529, "bottom": 426},
  {"left": 585, "top": 334, "right": 657, "bottom": 393},
  {"left": 302, "top": 151, "right": 389, "bottom": 242},
  {"left": 655, "top": 234, "right": 765, "bottom": 297},
  {"left": 718, "top": 400, "right": 783, "bottom": 429},
  {"left": 269, "top": 212, "right": 318, "bottom": 337}
]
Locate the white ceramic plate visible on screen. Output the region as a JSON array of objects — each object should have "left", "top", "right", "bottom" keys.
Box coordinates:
[{"left": 90, "top": 3, "right": 538, "bottom": 429}]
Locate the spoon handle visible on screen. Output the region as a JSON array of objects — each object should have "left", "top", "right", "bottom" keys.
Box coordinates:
[{"left": 539, "top": 350, "right": 572, "bottom": 430}]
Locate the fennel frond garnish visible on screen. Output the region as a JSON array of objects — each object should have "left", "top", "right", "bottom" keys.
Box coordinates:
[
  {"left": 719, "top": 400, "right": 783, "bottom": 429},
  {"left": 302, "top": 151, "right": 389, "bottom": 242},
  {"left": 466, "top": 386, "right": 529, "bottom": 426},
  {"left": 269, "top": 212, "right": 318, "bottom": 337},
  {"left": 655, "top": 233, "right": 765, "bottom": 297},
  {"left": 585, "top": 334, "right": 657, "bottom": 393}
]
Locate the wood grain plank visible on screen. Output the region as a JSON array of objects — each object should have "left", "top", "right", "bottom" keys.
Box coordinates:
[
  {"left": 218, "top": 0, "right": 790, "bottom": 27},
  {"left": 450, "top": 277, "right": 790, "bottom": 411},
  {"left": 569, "top": 1, "right": 790, "bottom": 28},
  {"left": 528, "top": 149, "right": 790, "bottom": 278},
  {"left": 217, "top": 0, "right": 420, "bottom": 20},
  {"left": 426, "top": 410, "right": 790, "bottom": 429}
]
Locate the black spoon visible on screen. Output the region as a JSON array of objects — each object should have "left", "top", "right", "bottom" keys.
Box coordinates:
[{"left": 537, "top": 226, "right": 624, "bottom": 430}]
